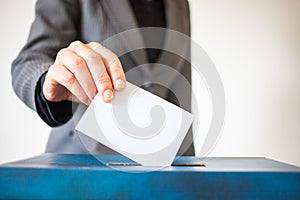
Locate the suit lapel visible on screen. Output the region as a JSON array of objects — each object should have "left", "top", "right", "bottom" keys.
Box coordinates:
[
  {"left": 150, "top": 0, "right": 190, "bottom": 86},
  {"left": 101, "top": 0, "right": 148, "bottom": 67},
  {"left": 101, "top": 0, "right": 190, "bottom": 86}
]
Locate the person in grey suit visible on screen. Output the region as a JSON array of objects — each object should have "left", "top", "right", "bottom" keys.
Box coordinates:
[{"left": 11, "top": 0, "right": 194, "bottom": 156}]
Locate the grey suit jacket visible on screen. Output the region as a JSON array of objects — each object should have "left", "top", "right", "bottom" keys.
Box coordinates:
[{"left": 11, "top": 0, "right": 194, "bottom": 156}]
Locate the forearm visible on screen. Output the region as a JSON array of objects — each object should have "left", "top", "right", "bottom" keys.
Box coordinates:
[{"left": 11, "top": 0, "right": 80, "bottom": 124}]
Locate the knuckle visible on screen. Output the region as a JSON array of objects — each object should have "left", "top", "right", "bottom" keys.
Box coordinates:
[
  {"left": 47, "top": 64, "right": 55, "bottom": 74},
  {"left": 107, "top": 64, "right": 125, "bottom": 80},
  {"left": 56, "top": 48, "right": 68, "bottom": 59},
  {"left": 110, "top": 55, "right": 119, "bottom": 65},
  {"left": 71, "top": 57, "right": 85, "bottom": 72},
  {"left": 88, "top": 50, "right": 101, "bottom": 61},
  {"left": 98, "top": 77, "right": 111, "bottom": 85},
  {"left": 43, "top": 88, "right": 57, "bottom": 101},
  {"left": 88, "top": 41, "right": 100, "bottom": 47},
  {"left": 109, "top": 63, "right": 122, "bottom": 74},
  {"left": 69, "top": 40, "right": 83, "bottom": 49},
  {"left": 73, "top": 40, "right": 83, "bottom": 46},
  {"left": 97, "top": 74, "right": 112, "bottom": 88},
  {"left": 64, "top": 73, "right": 76, "bottom": 86},
  {"left": 110, "top": 52, "right": 118, "bottom": 61},
  {"left": 44, "top": 93, "right": 55, "bottom": 101},
  {"left": 73, "top": 56, "right": 85, "bottom": 66},
  {"left": 48, "top": 64, "right": 62, "bottom": 78},
  {"left": 106, "top": 53, "right": 119, "bottom": 67}
]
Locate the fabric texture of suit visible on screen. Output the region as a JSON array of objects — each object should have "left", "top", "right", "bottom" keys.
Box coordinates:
[{"left": 11, "top": 0, "right": 195, "bottom": 156}]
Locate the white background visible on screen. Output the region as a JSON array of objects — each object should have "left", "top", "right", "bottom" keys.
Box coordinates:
[{"left": 0, "top": 0, "right": 299, "bottom": 166}]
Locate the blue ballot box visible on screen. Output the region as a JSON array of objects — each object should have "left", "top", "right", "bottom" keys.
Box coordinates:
[{"left": 0, "top": 154, "right": 299, "bottom": 199}]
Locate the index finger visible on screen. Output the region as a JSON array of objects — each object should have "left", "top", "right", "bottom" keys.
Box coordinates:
[{"left": 87, "top": 42, "right": 126, "bottom": 91}]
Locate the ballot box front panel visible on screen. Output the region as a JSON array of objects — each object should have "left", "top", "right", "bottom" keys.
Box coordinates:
[{"left": 0, "top": 154, "right": 299, "bottom": 200}]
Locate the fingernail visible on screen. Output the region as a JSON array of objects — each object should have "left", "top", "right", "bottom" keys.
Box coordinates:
[
  {"left": 115, "top": 79, "right": 126, "bottom": 90},
  {"left": 103, "top": 89, "right": 114, "bottom": 101}
]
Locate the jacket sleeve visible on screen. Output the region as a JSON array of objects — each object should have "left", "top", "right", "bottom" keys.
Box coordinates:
[
  {"left": 11, "top": 0, "right": 80, "bottom": 126},
  {"left": 35, "top": 72, "right": 75, "bottom": 127}
]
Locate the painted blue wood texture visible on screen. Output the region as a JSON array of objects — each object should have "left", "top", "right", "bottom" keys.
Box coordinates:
[{"left": 0, "top": 154, "right": 299, "bottom": 199}]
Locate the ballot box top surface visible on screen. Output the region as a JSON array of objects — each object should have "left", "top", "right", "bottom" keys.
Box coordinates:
[
  {"left": 1, "top": 153, "right": 299, "bottom": 172},
  {"left": 1, "top": 154, "right": 299, "bottom": 200}
]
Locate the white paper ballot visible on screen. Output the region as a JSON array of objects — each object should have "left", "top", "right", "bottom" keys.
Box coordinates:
[{"left": 75, "top": 82, "right": 193, "bottom": 166}]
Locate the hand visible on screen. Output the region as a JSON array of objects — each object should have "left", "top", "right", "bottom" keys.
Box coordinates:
[{"left": 43, "top": 41, "right": 126, "bottom": 105}]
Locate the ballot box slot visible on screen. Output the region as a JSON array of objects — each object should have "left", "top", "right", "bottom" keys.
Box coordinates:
[
  {"left": 106, "top": 162, "right": 206, "bottom": 167},
  {"left": 171, "top": 163, "right": 206, "bottom": 167}
]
